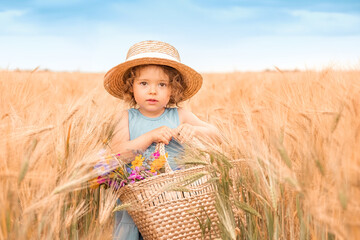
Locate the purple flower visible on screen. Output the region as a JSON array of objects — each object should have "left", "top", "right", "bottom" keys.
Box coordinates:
[{"left": 94, "top": 161, "right": 111, "bottom": 176}]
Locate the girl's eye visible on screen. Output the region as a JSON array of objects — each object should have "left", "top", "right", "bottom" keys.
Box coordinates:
[
  {"left": 139, "top": 82, "right": 147, "bottom": 86},
  {"left": 159, "top": 83, "right": 167, "bottom": 87}
]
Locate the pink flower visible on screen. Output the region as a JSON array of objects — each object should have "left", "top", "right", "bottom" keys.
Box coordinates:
[
  {"left": 96, "top": 176, "right": 107, "bottom": 184},
  {"left": 128, "top": 168, "right": 145, "bottom": 181},
  {"left": 152, "top": 151, "right": 160, "bottom": 159},
  {"left": 128, "top": 174, "right": 144, "bottom": 181}
]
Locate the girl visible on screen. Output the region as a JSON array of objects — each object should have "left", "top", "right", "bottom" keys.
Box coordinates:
[{"left": 103, "top": 40, "right": 220, "bottom": 240}]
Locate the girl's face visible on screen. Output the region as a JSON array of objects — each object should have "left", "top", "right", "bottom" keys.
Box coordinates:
[{"left": 133, "top": 65, "right": 171, "bottom": 117}]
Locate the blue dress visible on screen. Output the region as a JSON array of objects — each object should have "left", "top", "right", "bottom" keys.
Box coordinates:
[{"left": 113, "top": 108, "right": 183, "bottom": 240}]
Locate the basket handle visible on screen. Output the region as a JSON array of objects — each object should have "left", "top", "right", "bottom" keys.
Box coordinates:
[{"left": 155, "top": 143, "right": 173, "bottom": 173}]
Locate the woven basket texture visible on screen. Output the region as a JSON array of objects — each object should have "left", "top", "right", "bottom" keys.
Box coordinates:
[{"left": 118, "top": 149, "right": 219, "bottom": 240}]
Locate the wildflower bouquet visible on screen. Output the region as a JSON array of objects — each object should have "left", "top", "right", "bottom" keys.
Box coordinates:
[{"left": 89, "top": 149, "right": 168, "bottom": 190}]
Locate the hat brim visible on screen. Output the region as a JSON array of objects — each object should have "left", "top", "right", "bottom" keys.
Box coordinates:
[{"left": 104, "top": 57, "right": 203, "bottom": 102}]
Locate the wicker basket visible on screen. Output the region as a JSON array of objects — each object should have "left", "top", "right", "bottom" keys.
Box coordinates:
[{"left": 117, "top": 143, "right": 219, "bottom": 240}]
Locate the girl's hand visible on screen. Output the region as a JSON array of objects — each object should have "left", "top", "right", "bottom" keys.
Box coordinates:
[
  {"left": 147, "top": 126, "right": 176, "bottom": 145},
  {"left": 175, "top": 123, "right": 196, "bottom": 143}
]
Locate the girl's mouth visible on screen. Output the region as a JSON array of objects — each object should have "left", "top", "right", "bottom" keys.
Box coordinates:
[{"left": 146, "top": 99, "right": 158, "bottom": 103}]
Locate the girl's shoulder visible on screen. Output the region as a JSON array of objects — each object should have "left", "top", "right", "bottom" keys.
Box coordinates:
[
  {"left": 118, "top": 109, "right": 129, "bottom": 120},
  {"left": 115, "top": 110, "right": 129, "bottom": 126},
  {"left": 176, "top": 107, "right": 184, "bottom": 112},
  {"left": 176, "top": 107, "right": 193, "bottom": 115},
  {"left": 177, "top": 107, "right": 194, "bottom": 124}
]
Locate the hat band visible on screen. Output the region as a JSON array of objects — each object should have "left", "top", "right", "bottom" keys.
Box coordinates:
[{"left": 126, "top": 52, "right": 180, "bottom": 62}]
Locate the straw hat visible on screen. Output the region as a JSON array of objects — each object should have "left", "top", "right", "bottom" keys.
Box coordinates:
[{"left": 104, "top": 40, "right": 203, "bottom": 102}]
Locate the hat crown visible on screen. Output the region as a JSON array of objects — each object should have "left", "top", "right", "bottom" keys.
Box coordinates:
[{"left": 126, "top": 40, "right": 181, "bottom": 62}]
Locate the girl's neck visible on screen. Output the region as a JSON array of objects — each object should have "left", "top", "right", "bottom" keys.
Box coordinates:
[{"left": 138, "top": 108, "right": 166, "bottom": 118}]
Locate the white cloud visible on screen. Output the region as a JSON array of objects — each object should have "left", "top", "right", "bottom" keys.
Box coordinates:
[
  {"left": 201, "top": 6, "right": 257, "bottom": 21},
  {"left": 288, "top": 10, "right": 360, "bottom": 34},
  {"left": 0, "top": 9, "right": 39, "bottom": 34},
  {"left": 182, "top": 35, "right": 360, "bottom": 72},
  {"left": 0, "top": 9, "right": 26, "bottom": 19},
  {"left": 178, "top": 1, "right": 257, "bottom": 22}
]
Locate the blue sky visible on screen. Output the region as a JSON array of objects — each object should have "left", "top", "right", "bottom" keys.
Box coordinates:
[{"left": 1, "top": 0, "right": 359, "bottom": 72}]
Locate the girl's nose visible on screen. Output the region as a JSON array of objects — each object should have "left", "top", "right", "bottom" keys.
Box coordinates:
[{"left": 149, "top": 85, "right": 157, "bottom": 94}]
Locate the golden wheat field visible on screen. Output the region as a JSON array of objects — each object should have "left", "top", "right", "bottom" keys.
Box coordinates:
[{"left": 1, "top": 69, "right": 359, "bottom": 240}]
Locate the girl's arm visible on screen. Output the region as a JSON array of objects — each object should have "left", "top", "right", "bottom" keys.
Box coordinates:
[
  {"left": 177, "top": 108, "right": 221, "bottom": 143},
  {"left": 109, "top": 110, "right": 176, "bottom": 161}
]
